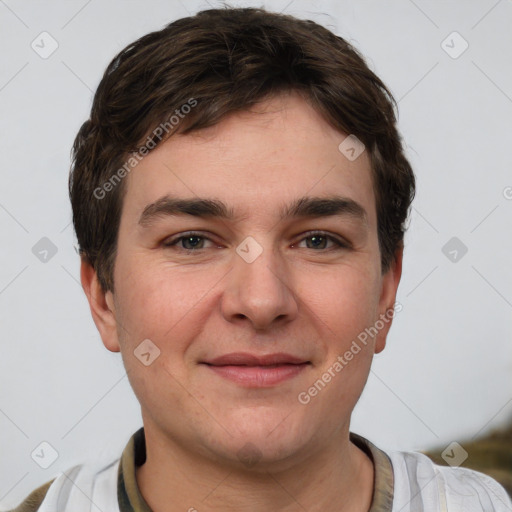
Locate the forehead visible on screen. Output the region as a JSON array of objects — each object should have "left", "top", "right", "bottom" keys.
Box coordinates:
[{"left": 120, "top": 93, "right": 376, "bottom": 229}]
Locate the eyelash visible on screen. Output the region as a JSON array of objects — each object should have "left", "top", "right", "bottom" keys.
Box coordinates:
[{"left": 163, "top": 231, "right": 350, "bottom": 252}]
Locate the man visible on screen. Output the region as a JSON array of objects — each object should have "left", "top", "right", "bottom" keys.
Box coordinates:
[{"left": 8, "top": 6, "right": 511, "bottom": 512}]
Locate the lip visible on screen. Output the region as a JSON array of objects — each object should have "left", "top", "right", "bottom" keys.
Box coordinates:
[
  {"left": 206, "top": 352, "right": 308, "bottom": 366},
  {"left": 201, "top": 352, "right": 311, "bottom": 387}
]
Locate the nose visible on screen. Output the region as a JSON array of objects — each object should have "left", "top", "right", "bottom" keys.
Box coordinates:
[{"left": 220, "top": 239, "right": 299, "bottom": 331}]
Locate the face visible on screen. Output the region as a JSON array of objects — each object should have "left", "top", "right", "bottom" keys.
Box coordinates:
[{"left": 85, "top": 92, "right": 402, "bottom": 470}]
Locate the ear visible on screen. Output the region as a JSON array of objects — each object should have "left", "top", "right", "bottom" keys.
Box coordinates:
[
  {"left": 80, "top": 257, "right": 120, "bottom": 352},
  {"left": 374, "top": 245, "right": 403, "bottom": 354}
]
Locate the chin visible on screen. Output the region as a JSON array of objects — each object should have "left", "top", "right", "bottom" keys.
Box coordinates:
[{"left": 209, "top": 409, "right": 317, "bottom": 471}]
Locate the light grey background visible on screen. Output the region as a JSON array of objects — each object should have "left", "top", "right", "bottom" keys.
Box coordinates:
[{"left": 1, "top": 0, "right": 511, "bottom": 508}]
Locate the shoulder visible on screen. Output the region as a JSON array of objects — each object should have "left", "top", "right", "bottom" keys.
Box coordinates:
[
  {"left": 3, "top": 479, "right": 55, "bottom": 512},
  {"left": 386, "top": 449, "right": 512, "bottom": 511},
  {"left": 3, "top": 458, "right": 121, "bottom": 512}
]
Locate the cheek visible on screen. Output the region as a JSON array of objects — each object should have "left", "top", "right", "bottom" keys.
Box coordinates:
[
  {"left": 111, "top": 262, "right": 206, "bottom": 410},
  {"left": 113, "top": 256, "right": 217, "bottom": 349},
  {"left": 297, "top": 262, "right": 382, "bottom": 402},
  {"left": 296, "top": 262, "right": 380, "bottom": 335}
]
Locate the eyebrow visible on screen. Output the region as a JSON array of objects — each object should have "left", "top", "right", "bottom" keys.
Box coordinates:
[{"left": 138, "top": 195, "right": 368, "bottom": 227}]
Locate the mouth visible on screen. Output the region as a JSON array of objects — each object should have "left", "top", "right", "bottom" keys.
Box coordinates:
[{"left": 200, "top": 352, "right": 311, "bottom": 387}]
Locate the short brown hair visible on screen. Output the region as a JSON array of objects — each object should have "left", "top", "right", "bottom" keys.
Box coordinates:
[{"left": 70, "top": 6, "right": 415, "bottom": 292}]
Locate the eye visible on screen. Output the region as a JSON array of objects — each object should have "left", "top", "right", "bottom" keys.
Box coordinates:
[
  {"left": 163, "top": 232, "right": 216, "bottom": 251},
  {"left": 295, "top": 231, "right": 349, "bottom": 251}
]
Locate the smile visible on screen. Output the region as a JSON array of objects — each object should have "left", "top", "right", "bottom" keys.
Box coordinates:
[{"left": 201, "top": 352, "right": 311, "bottom": 387}]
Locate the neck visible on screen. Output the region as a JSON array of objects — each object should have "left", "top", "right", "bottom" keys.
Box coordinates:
[{"left": 135, "top": 426, "right": 374, "bottom": 512}]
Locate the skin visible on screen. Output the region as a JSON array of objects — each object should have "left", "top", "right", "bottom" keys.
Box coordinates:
[{"left": 81, "top": 91, "right": 402, "bottom": 512}]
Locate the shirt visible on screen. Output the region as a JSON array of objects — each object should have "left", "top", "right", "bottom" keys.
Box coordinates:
[{"left": 6, "top": 427, "right": 511, "bottom": 511}]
